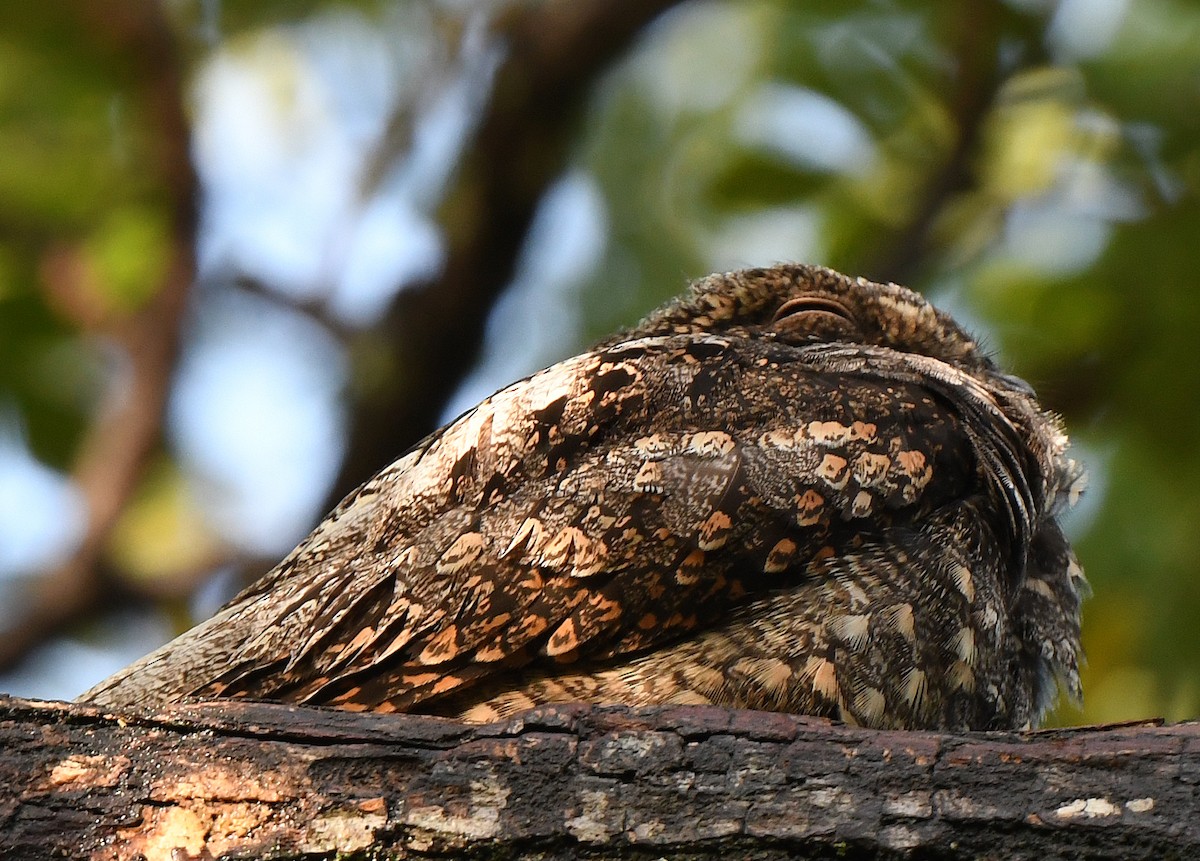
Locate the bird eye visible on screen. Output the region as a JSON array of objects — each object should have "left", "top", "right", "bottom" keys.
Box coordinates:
[{"left": 770, "top": 296, "right": 859, "bottom": 342}]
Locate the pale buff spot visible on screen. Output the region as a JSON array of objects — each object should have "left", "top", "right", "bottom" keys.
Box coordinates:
[
  {"left": 977, "top": 603, "right": 1001, "bottom": 634},
  {"left": 953, "top": 627, "right": 976, "bottom": 665},
  {"left": 473, "top": 642, "right": 511, "bottom": 663},
  {"left": 828, "top": 613, "right": 871, "bottom": 649},
  {"left": 850, "top": 490, "right": 874, "bottom": 518},
  {"left": 505, "top": 691, "right": 540, "bottom": 712},
  {"left": 764, "top": 538, "right": 798, "bottom": 573},
  {"left": 1023, "top": 578, "right": 1057, "bottom": 600},
  {"left": 331, "top": 625, "right": 376, "bottom": 662},
  {"left": 852, "top": 452, "right": 891, "bottom": 486},
  {"left": 875, "top": 299, "right": 953, "bottom": 356},
  {"left": 464, "top": 690, "right": 539, "bottom": 722},
  {"left": 805, "top": 657, "right": 840, "bottom": 702},
  {"left": 571, "top": 540, "right": 609, "bottom": 578},
  {"left": 683, "top": 664, "right": 729, "bottom": 699},
  {"left": 536, "top": 678, "right": 580, "bottom": 701},
  {"left": 849, "top": 421, "right": 878, "bottom": 441},
  {"left": 666, "top": 690, "right": 714, "bottom": 705},
  {"left": 540, "top": 526, "right": 608, "bottom": 577},
  {"left": 612, "top": 665, "right": 645, "bottom": 691},
  {"left": 952, "top": 564, "right": 975, "bottom": 603},
  {"left": 570, "top": 389, "right": 596, "bottom": 417},
  {"left": 852, "top": 685, "right": 887, "bottom": 724},
  {"left": 675, "top": 559, "right": 702, "bottom": 586},
  {"left": 817, "top": 453, "right": 849, "bottom": 488},
  {"left": 593, "top": 360, "right": 640, "bottom": 408},
  {"left": 838, "top": 699, "right": 860, "bottom": 727},
  {"left": 460, "top": 702, "right": 504, "bottom": 723},
  {"left": 883, "top": 603, "right": 916, "bottom": 642},
  {"left": 704, "top": 292, "right": 736, "bottom": 316},
  {"left": 733, "top": 657, "right": 793, "bottom": 696},
  {"left": 795, "top": 489, "right": 824, "bottom": 526},
  {"left": 760, "top": 428, "right": 804, "bottom": 449},
  {"left": 399, "top": 670, "right": 442, "bottom": 688},
  {"left": 587, "top": 593, "right": 622, "bottom": 624},
  {"left": 697, "top": 511, "right": 733, "bottom": 551},
  {"left": 633, "top": 460, "right": 664, "bottom": 493},
  {"left": 501, "top": 517, "right": 544, "bottom": 559},
  {"left": 545, "top": 618, "right": 580, "bottom": 657},
  {"left": 902, "top": 668, "right": 928, "bottom": 708},
  {"left": 808, "top": 421, "right": 852, "bottom": 443},
  {"left": 839, "top": 579, "right": 870, "bottom": 607},
  {"left": 685, "top": 430, "right": 736, "bottom": 457},
  {"left": 633, "top": 433, "right": 676, "bottom": 456},
  {"left": 948, "top": 660, "right": 975, "bottom": 691},
  {"left": 437, "top": 532, "right": 486, "bottom": 574},
  {"left": 392, "top": 544, "right": 417, "bottom": 568},
  {"left": 896, "top": 450, "right": 932, "bottom": 487},
  {"left": 475, "top": 613, "right": 513, "bottom": 642},
  {"left": 431, "top": 674, "right": 467, "bottom": 696},
  {"left": 329, "top": 686, "right": 367, "bottom": 708},
  {"left": 512, "top": 613, "right": 550, "bottom": 640}
]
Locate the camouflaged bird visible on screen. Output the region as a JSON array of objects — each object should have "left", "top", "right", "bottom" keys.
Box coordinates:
[{"left": 81, "top": 263, "right": 1087, "bottom": 730}]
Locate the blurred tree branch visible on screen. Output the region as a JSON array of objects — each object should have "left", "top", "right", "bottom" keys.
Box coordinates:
[
  {"left": 331, "top": 0, "right": 686, "bottom": 502},
  {"left": 0, "top": 0, "right": 197, "bottom": 672},
  {"left": 864, "top": 3, "right": 1047, "bottom": 286}
]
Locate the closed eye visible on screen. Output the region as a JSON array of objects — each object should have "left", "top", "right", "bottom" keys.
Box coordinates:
[{"left": 772, "top": 296, "right": 856, "bottom": 326}]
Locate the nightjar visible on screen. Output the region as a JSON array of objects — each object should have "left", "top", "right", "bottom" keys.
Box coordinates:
[{"left": 81, "top": 264, "right": 1087, "bottom": 730}]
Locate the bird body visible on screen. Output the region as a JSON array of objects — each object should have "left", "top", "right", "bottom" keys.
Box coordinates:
[{"left": 81, "top": 264, "right": 1086, "bottom": 730}]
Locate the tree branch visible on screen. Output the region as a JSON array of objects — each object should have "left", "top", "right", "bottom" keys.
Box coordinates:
[{"left": 1, "top": 695, "right": 1191, "bottom": 860}]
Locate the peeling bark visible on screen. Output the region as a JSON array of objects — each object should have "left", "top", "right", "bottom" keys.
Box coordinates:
[{"left": 0, "top": 696, "right": 1194, "bottom": 860}]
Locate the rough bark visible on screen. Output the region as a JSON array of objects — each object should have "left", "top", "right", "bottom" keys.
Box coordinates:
[{"left": 0, "top": 695, "right": 1193, "bottom": 861}]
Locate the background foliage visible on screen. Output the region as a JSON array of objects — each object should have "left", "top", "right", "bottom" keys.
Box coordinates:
[{"left": 1, "top": 0, "right": 1197, "bottom": 726}]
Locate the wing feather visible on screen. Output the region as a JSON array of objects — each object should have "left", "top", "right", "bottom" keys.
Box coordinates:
[{"left": 82, "top": 335, "right": 986, "bottom": 712}]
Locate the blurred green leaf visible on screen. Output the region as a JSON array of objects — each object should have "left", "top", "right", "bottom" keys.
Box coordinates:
[{"left": 84, "top": 205, "right": 172, "bottom": 315}]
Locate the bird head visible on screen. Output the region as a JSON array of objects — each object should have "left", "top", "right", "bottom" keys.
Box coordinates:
[{"left": 625, "top": 263, "right": 990, "bottom": 372}]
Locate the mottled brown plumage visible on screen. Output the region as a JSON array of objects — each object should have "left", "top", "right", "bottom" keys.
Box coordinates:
[{"left": 81, "top": 264, "right": 1087, "bottom": 730}]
